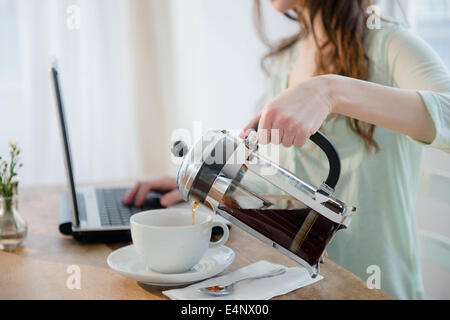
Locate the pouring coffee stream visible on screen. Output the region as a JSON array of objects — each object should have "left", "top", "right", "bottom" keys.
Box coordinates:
[
  {"left": 191, "top": 201, "right": 199, "bottom": 225},
  {"left": 172, "top": 126, "right": 355, "bottom": 277}
]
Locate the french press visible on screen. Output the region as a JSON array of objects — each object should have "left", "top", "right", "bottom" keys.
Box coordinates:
[{"left": 172, "top": 129, "right": 355, "bottom": 277}]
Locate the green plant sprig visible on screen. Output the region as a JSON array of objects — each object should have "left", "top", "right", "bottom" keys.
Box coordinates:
[{"left": 0, "top": 141, "right": 23, "bottom": 198}]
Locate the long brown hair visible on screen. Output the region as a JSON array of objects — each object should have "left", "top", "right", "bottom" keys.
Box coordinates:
[{"left": 254, "top": 0, "right": 379, "bottom": 153}]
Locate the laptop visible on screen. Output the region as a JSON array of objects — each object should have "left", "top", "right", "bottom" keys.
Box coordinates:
[{"left": 50, "top": 65, "right": 164, "bottom": 242}]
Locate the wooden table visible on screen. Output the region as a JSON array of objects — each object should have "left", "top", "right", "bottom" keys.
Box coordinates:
[{"left": 0, "top": 185, "right": 389, "bottom": 300}]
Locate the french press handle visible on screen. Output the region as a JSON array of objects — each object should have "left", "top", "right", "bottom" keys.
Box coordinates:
[{"left": 252, "top": 123, "right": 341, "bottom": 190}]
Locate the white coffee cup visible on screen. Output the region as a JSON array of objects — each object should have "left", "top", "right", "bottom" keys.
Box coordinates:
[{"left": 130, "top": 208, "right": 229, "bottom": 274}]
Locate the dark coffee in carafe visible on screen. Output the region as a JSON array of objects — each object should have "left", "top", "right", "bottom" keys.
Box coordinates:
[{"left": 218, "top": 199, "right": 344, "bottom": 266}]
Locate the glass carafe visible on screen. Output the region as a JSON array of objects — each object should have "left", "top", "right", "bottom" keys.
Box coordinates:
[{"left": 172, "top": 130, "right": 355, "bottom": 276}]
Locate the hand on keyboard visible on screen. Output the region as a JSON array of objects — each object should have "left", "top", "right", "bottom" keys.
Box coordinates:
[{"left": 121, "top": 176, "right": 183, "bottom": 207}]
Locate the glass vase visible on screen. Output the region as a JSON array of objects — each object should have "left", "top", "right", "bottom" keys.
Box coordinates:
[{"left": 0, "top": 196, "right": 27, "bottom": 250}]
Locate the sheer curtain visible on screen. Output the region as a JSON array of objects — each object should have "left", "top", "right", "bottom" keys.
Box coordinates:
[
  {"left": 1, "top": 0, "right": 168, "bottom": 186},
  {"left": 1, "top": 0, "right": 292, "bottom": 186},
  {"left": 2, "top": 0, "right": 448, "bottom": 185},
  {"left": 2, "top": 0, "right": 448, "bottom": 183}
]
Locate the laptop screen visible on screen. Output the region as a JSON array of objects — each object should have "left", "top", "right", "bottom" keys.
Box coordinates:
[{"left": 50, "top": 66, "right": 80, "bottom": 226}]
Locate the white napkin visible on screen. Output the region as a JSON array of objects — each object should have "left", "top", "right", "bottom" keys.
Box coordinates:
[{"left": 163, "top": 260, "right": 323, "bottom": 300}]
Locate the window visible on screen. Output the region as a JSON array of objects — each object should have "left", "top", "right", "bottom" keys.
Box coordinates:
[{"left": 414, "top": 0, "right": 450, "bottom": 68}]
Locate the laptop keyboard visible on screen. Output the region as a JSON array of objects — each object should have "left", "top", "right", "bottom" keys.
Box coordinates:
[{"left": 95, "top": 188, "right": 162, "bottom": 226}]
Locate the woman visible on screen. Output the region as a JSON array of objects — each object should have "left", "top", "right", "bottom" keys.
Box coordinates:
[{"left": 123, "top": 0, "right": 450, "bottom": 299}]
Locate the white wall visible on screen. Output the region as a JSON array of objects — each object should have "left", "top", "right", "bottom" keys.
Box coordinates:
[{"left": 156, "top": 0, "right": 298, "bottom": 174}]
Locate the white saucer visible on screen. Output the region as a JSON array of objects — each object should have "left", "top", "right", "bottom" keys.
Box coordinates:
[{"left": 107, "top": 245, "right": 235, "bottom": 286}]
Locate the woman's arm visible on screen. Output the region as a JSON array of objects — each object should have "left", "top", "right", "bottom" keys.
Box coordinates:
[
  {"left": 242, "top": 28, "right": 450, "bottom": 151},
  {"left": 241, "top": 75, "right": 436, "bottom": 147},
  {"left": 329, "top": 74, "right": 436, "bottom": 143}
]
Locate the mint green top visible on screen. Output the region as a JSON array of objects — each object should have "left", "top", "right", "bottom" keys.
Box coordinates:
[{"left": 264, "top": 23, "right": 450, "bottom": 299}]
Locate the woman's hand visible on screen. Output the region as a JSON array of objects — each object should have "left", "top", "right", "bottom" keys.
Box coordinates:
[
  {"left": 242, "top": 74, "right": 438, "bottom": 147},
  {"left": 121, "top": 176, "right": 183, "bottom": 207},
  {"left": 241, "top": 76, "right": 333, "bottom": 147},
  {"left": 241, "top": 75, "right": 334, "bottom": 147}
]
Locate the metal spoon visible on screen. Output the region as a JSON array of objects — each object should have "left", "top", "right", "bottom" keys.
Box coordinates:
[{"left": 199, "top": 268, "right": 286, "bottom": 296}]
